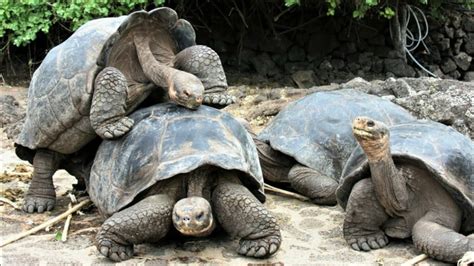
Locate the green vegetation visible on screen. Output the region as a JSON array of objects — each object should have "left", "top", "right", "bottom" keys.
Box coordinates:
[
  {"left": 0, "top": 0, "right": 164, "bottom": 47},
  {"left": 286, "top": 0, "right": 473, "bottom": 18}
]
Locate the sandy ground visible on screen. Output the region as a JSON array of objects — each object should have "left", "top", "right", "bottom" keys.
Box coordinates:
[{"left": 0, "top": 85, "right": 446, "bottom": 265}]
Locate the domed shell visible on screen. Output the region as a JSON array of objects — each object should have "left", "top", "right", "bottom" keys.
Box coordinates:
[
  {"left": 15, "top": 7, "right": 196, "bottom": 156},
  {"left": 89, "top": 104, "right": 264, "bottom": 216},
  {"left": 15, "top": 16, "right": 126, "bottom": 155},
  {"left": 257, "top": 89, "right": 416, "bottom": 181},
  {"left": 336, "top": 121, "right": 473, "bottom": 233}
]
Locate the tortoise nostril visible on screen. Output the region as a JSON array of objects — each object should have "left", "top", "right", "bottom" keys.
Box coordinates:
[
  {"left": 183, "top": 216, "right": 191, "bottom": 222},
  {"left": 367, "top": 120, "right": 375, "bottom": 127}
]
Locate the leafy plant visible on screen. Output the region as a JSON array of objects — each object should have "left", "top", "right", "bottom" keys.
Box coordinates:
[{"left": 0, "top": 0, "right": 165, "bottom": 47}]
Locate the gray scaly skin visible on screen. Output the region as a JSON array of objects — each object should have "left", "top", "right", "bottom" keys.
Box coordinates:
[
  {"left": 174, "top": 45, "right": 236, "bottom": 107},
  {"left": 254, "top": 137, "right": 339, "bottom": 205},
  {"left": 344, "top": 117, "right": 473, "bottom": 263},
  {"left": 96, "top": 167, "right": 281, "bottom": 262},
  {"left": 22, "top": 149, "right": 62, "bottom": 213}
]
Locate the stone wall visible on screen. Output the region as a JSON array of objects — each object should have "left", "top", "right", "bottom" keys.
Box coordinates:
[{"left": 194, "top": 8, "right": 474, "bottom": 87}]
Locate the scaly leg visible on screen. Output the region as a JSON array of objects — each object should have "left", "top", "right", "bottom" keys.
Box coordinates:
[
  {"left": 343, "top": 178, "right": 390, "bottom": 251},
  {"left": 212, "top": 179, "right": 281, "bottom": 258},
  {"left": 96, "top": 194, "right": 175, "bottom": 262},
  {"left": 23, "top": 149, "right": 61, "bottom": 213},
  {"left": 90, "top": 67, "right": 134, "bottom": 139},
  {"left": 288, "top": 164, "right": 338, "bottom": 205},
  {"left": 253, "top": 138, "right": 293, "bottom": 183},
  {"left": 412, "top": 212, "right": 472, "bottom": 263}
]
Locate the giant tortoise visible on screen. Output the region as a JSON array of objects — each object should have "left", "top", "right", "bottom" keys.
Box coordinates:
[
  {"left": 336, "top": 118, "right": 473, "bottom": 263},
  {"left": 88, "top": 103, "right": 281, "bottom": 261},
  {"left": 15, "top": 7, "right": 232, "bottom": 213},
  {"left": 255, "top": 89, "right": 416, "bottom": 205}
]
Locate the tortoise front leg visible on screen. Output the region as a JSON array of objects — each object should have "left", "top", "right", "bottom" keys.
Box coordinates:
[
  {"left": 343, "top": 178, "right": 390, "bottom": 251},
  {"left": 173, "top": 45, "right": 233, "bottom": 107},
  {"left": 412, "top": 212, "right": 472, "bottom": 263},
  {"left": 288, "top": 164, "right": 338, "bottom": 205},
  {"left": 90, "top": 67, "right": 134, "bottom": 139},
  {"left": 96, "top": 194, "right": 175, "bottom": 262},
  {"left": 23, "top": 149, "right": 62, "bottom": 213},
  {"left": 212, "top": 177, "right": 281, "bottom": 258}
]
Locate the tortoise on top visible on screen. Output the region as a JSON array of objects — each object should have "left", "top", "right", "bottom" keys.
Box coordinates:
[
  {"left": 255, "top": 89, "right": 416, "bottom": 205},
  {"left": 88, "top": 103, "right": 281, "bottom": 261},
  {"left": 15, "top": 7, "right": 231, "bottom": 213},
  {"left": 336, "top": 118, "right": 473, "bottom": 263}
]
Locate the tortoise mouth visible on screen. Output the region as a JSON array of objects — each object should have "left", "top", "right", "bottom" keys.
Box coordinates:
[
  {"left": 353, "top": 127, "right": 376, "bottom": 140},
  {"left": 176, "top": 216, "right": 215, "bottom": 237}
]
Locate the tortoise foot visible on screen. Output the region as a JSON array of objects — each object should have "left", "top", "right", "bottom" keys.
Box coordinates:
[
  {"left": 96, "top": 237, "right": 133, "bottom": 262},
  {"left": 96, "top": 117, "right": 134, "bottom": 139},
  {"left": 346, "top": 231, "right": 388, "bottom": 251},
  {"left": 203, "top": 92, "right": 236, "bottom": 107},
  {"left": 23, "top": 195, "right": 55, "bottom": 213},
  {"left": 238, "top": 234, "right": 281, "bottom": 258}
]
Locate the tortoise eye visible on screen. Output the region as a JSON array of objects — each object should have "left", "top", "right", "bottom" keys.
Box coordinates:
[
  {"left": 367, "top": 121, "right": 375, "bottom": 127},
  {"left": 196, "top": 212, "right": 204, "bottom": 220}
]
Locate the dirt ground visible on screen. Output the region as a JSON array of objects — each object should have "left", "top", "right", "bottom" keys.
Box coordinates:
[{"left": 0, "top": 85, "right": 446, "bottom": 265}]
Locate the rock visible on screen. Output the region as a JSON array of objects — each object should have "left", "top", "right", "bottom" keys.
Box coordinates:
[
  {"left": 271, "top": 53, "right": 288, "bottom": 68},
  {"left": 444, "top": 25, "right": 454, "bottom": 39},
  {"left": 440, "top": 58, "right": 457, "bottom": 73},
  {"left": 371, "top": 59, "right": 384, "bottom": 73},
  {"left": 381, "top": 77, "right": 416, "bottom": 98},
  {"left": 465, "top": 33, "right": 474, "bottom": 55},
  {"left": 258, "top": 36, "right": 292, "bottom": 54},
  {"left": 448, "top": 70, "right": 462, "bottom": 80},
  {"left": 319, "top": 60, "right": 333, "bottom": 71},
  {"left": 330, "top": 59, "right": 345, "bottom": 70},
  {"left": 292, "top": 70, "right": 316, "bottom": 88},
  {"left": 288, "top": 45, "right": 306, "bottom": 62},
  {"left": 393, "top": 79, "right": 474, "bottom": 138},
  {"left": 383, "top": 58, "right": 416, "bottom": 77},
  {"left": 368, "top": 34, "right": 385, "bottom": 46},
  {"left": 463, "top": 15, "right": 474, "bottom": 32},
  {"left": 358, "top": 52, "right": 373, "bottom": 66},
  {"left": 453, "top": 39, "right": 463, "bottom": 55},
  {"left": 455, "top": 29, "right": 466, "bottom": 38},
  {"left": 438, "top": 38, "right": 450, "bottom": 51},
  {"left": 347, "top": 62, "right": 360, "bottom": 73},
  {"left": 307, "top": 32, "right": 339, "bottom": 61},
  {"left": 464, "top": 71, "right": 474, "bottom": 81},
  {"left": 453, "top": 52, "right": 472, "bottom": 71},
  {"left": 251, "top": 53, "right": 279, "bottom": 77},
  {"left": 0, "top": 95, "right": 24, "bottom": 128},
  {"left": 0, "top": 95, "right": 25, "bottom": 140}
]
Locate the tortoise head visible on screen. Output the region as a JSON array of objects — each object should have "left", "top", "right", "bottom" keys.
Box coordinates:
[
  {"left": 352, "top": 116, "right": 390, "bottom": 161},
  {"left": 174, "top": 45, "right": 228, "bottom": 92},
  {"left": 172, "top": 196, "right": 214, "bottom": 237},
  {"left": 168, "top": 71, "right": 204, "bottom": 110}
]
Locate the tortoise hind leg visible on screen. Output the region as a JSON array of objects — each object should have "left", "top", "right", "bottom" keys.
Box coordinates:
[
  {"left": 343, "top": 179, "right": 389, "bottom": 251},
  {"left": 212, "top": 174, "right": 281, "bottom": 258},
  {"left": 253, "top": 138, "right": 293, "bottom": 183},
  {"left": 90, "top": 67, "right": 134, "bottom": 139},
  {"left": 412, "top": 212, "right": 472, "bottom": 263},
  {"left": 23, "top": 149, "right": 62, "bottom": 213},
  {"left": 96, "top": 194, "right": 175, "bottom": 262},
  {"left": 288, "top": 164, "right": 338, "bottom": 205}
]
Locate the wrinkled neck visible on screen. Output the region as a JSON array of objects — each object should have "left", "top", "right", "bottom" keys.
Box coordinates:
[
  {"left": 187, "top": 167, "right": 213, "bottom": 200},
  {"left": 361, "top": 140, "right": 409, "bottom": 217}
]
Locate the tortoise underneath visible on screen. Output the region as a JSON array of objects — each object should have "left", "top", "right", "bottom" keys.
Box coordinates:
[{"left": 88, "top": 103, "right": 281, "bottom": 261}]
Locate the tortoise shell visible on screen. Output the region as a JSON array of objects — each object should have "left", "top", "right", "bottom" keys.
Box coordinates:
[
  {"left": 15, "top": 8, "right": 195, "bottom": 155},
  {"left": 257, "top": 89, "right": 416, "bottom": 181},
  {"left": 89, "top": 103, "right": 264, "bottom": 216}
]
